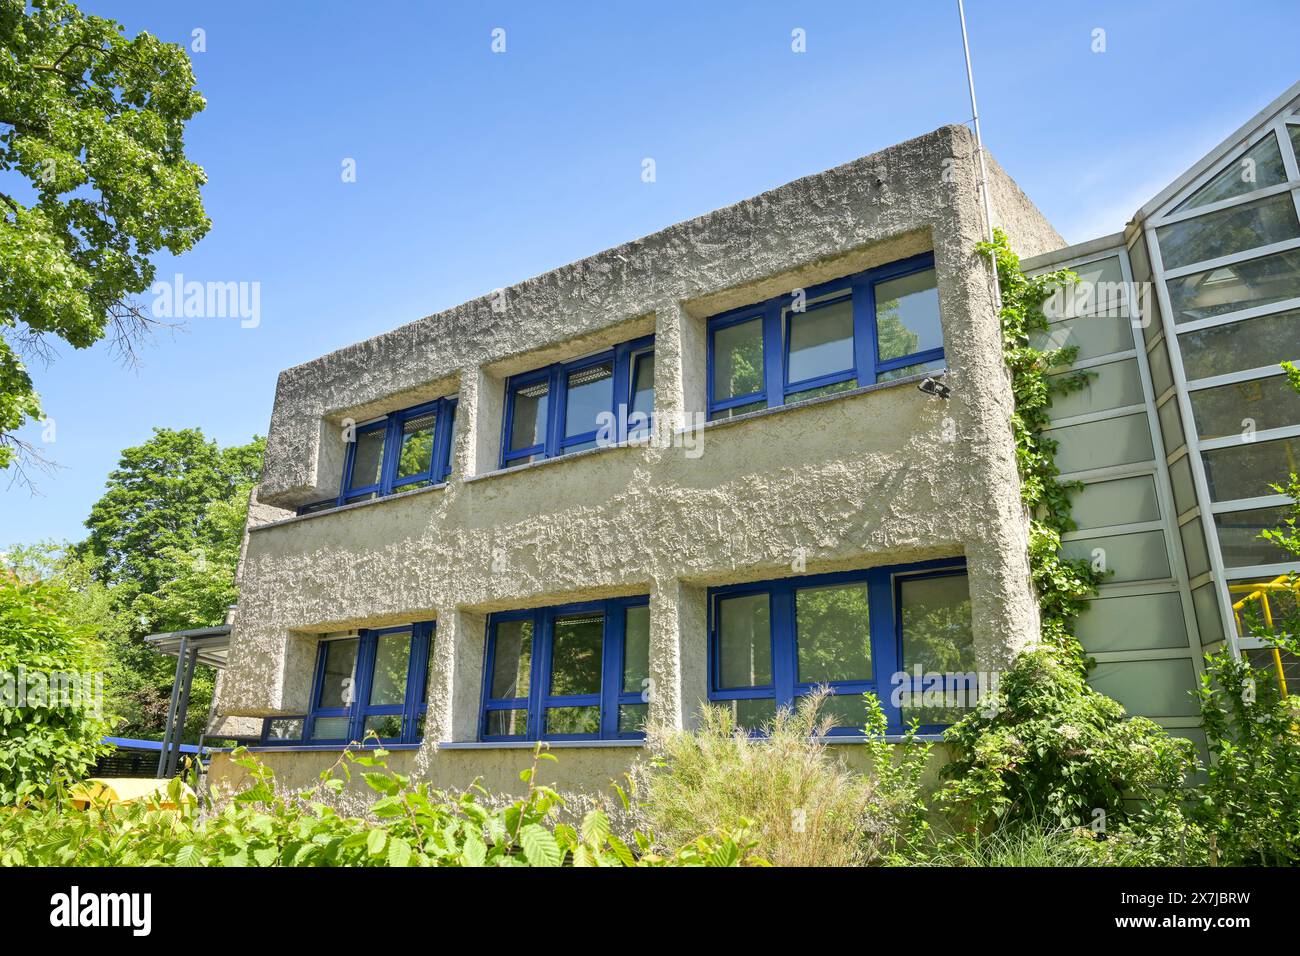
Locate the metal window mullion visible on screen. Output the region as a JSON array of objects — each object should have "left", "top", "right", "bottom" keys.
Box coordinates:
[
  {"left": 852, "top": 277, "right": 879, "bottom": 384},
  {"left": 528, "top": 609, "right": 549, "bottom": 740},
  {"left": 870, "top": 568, "right": 902, "bottom": 734},
  {"left": 545, "top": 365, "right": 565, "bottom": 460},
  {"left": 770, "top": 584, "right": 796, "bottom": 710},
  {"left": 1145, "top": 223, "right": 1245, "bottom": 655},
  {"left": 762, "top": 300, "right": 784, "bottom": 410},
  {"left": 599, "top": 599, "right": 622, "bottom": 739}
]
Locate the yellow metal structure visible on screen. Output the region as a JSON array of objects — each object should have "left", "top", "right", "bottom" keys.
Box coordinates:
[
  {"left": 1230, "top": 575, "right": 1300, "bottom": 697},
  {"left": 69, "top": 778, "right": 194, "bottom": 810}
]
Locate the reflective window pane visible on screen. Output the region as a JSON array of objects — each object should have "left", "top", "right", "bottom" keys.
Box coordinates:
[
  {"left": 364, "top": 714, "right": 404, "bottom": 739},
  {"left": 1215, "top": 506, "right": 1293, "bottom": 568},
  {"left": 718, "top": 697, "right": 776, "bottom": 733},
  {"left": 787, "top": 298, "right": 853, "bottom": 385},
  {"left": 1167, "top": 249, "right": 1300, "bottom": 325},
  {"left": 545, "top": 706, "right": 600, "bottom": 736},
  {"left": 318, "top": 638, "right": 359, "bottom": 709},
  {"left": 786, "top": 378, "right": 857, "bottom": 404},
  {"left": 795, "top": 583, "right": 872, "bottom": 683},
  {"left": 266, "top": 718, "right": 304, "bottom": 741},
  {"left": 717, "top": 593, "right": 772, "bottom": 688},
  {"left": 1157, "top": 192, "right": 1300, "bottom": 270},
  {"left": 1176, "top": 134, "right": 1288, "bottom": 211},
  {"left": 1202, "top": 436, "right": 1300, "bottom": 502},
  {"left": 804, "top": 692, "right": 871, "bottom": 732},
  {"left": 1043, "top": 256, "right": 1126, "bottom": 320},
  {"left": 900, "top": 574, "right": 975, "bottom": 673},
  {"left": 490, "top": 620, "right": 533, "bottom": 699},
  {"left": 1190, "top": 375, "right": 1300, "bottom": 440},
  {"left": 629, "top": 352, "right": 655, "bottom": 439},
  {"left": 549, "top": 613, "right": 603, "bottom": 696},
  {"left": 622, "top": 605, "right": 650, "bottom": 696},
  {"left": 509, "top": 380, "right": 549, "bottom": 452},
  {"left": 564, "top": 360, "right": 614, "bottom": 439},
  {"left": 1179, "top": 308, "right": 1300, "bottom": 380},
  {"left": 395, "top": 412, "right": 436, "bottom": 480},
  {"left": 876, "top": 357, "right": 944, "bottom": 383},
  {"left": 368, "top": 631, "right": 411, "bottom": 707},
  {"left": 713, "top": 317, "right": 765, "bottom": 402},
  {"left": 310, "top": 716, "right": 351, "bottom": 741},
  {"left": 349, "top": 428, "right": 385, "bottom": 491},
  {"left": 875, "top": 268, "right": 941, "bottom": 362},
  {"left": 485, "top": 709, "right": 528, "bottom": 737},
  {"left": 618, "top": 703, "right": 648, "bottom": 734}
]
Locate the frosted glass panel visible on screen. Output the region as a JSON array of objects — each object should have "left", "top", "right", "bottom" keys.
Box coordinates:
[
  {"left": 1060, "top": 530, "right": 1170, "bottom": 583},
  {"left": 1076, "top": 592, "right": 1188, "bottom": 653},
  {"left": 1048, "top": 358, "right": 1144, "bottom": 420},
  {"left": 1030, "top": 313, "right": 1132, "bottom": 362},
  {"left": 1047, "top": 414, "right": 1154, "bottom": 474},
  {"left": 1087, "top": 659, "right": 1199, "bottom": 717},
  {"left": 1070, "top": 475, "right": 1160, "bottom": 529}
]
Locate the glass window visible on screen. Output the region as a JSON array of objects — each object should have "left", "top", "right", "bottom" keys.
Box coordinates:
[
  {"left": 1179, "top": 307, "right": 1300, "bottom": 380},
  {"left": 348, "top": 428, "right": 385, "bottom": 492},
  {"left": 490, "top": 619, "right": 533, "bottom": 699},
  {"left": 900, "top": 574, "right": 975, "bottom": 674},
  {"left": 1157, "top": 192, "right": 1300, "bottom": 271},
  {"left": 509, "top": 380, "right": 549, "bottom": 453},
  {"left": 310, "top": 716, "right": 351, "bottom": 741},
  {"left": 550, "top": 613, "right": 603, "bottom": 695},
  {"left": 564, "top": 361, "right": 614, "bottom": 441},
  {"left": 1167, "top": 249, "right": 1300, "bottom": 325},
  {"left": 1043, "top": 256, "right": 1126, "bottom": 320},
  {"left": 395, "top": 411, "right": 437, "bottom": 482},
  {"left": 713, "top": 317, "right": 765, "bottom": 404},
  {"left": 1202, "top": 435, "right": 1300, "bottom": 502},
  {"left": 367, "top": 631, "right": 411, "bottom": 707},
  {"left": 1215, "top": 506, "right": 1293, "bottom": 568},
  {"left": 1190, "top": 375, "right": 1300, "bottom": 440},
  {"left": 795, "top": 583, "right": 871, "bottom": 683},
  {"left": 787, "top": 298, "right": 854, "bottom": 386},
  {"left": 265, "top": 717, "right": 304, "bottom": 741},
  {"left": 482, "top": 599, "right": 649, "bottom": 741},
  {"left": 1175, "top": 134, "right": 1288, "bottom": 211},
  {"left": 708, "top": 562, "right": 970, "bottom": 734},
  {"left": 318, "top": 638, "right": 359, "bottom": 709},
  {"left": 717, "top": 593, "right": 772, "bottom": 688},
  {"left": 875, "top": 268, "right": 941, "bottom": 363},
  {"left": 622, "top": 604, "right": 651, "bottom": 696},
  {"left": 629, "top": 351, "right": 655, "bottom": 439}
]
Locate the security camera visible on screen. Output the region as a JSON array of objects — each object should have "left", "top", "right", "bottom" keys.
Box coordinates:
[{"left": 917, "top": 375, "right": 952, "bottom": 399}]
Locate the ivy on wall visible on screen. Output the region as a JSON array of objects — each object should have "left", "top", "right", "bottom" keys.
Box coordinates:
[{"left": 978, "top": 228, "right": 1104, "bottom": 670}]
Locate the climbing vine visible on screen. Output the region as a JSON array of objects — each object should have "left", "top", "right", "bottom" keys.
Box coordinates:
[{"left": 978, "top": 228, "right": 1105, "bottom": 670}]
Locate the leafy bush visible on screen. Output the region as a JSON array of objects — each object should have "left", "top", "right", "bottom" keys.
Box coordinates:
[
  {"left": 938, "top": 648, "right": 1196, "bottom": 832},
  {"left": 0, "top": 572, "right": 112, "bottom": 804},
  {"left": 635, "top": 690, "right": 932, "bottom": 866},
  {"left": 0, "top": 743, "right": 762, "bottom": 867}
]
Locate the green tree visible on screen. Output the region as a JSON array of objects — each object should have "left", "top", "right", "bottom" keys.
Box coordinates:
[
  {"left": 0, "top": 0, "right": 209, "bottom": 472},
  {"left": 0, "top": 569, "right": 113, "bottom": 803},
  {"left": 80, "top": 427, "right": 262, "bottom": 739}
]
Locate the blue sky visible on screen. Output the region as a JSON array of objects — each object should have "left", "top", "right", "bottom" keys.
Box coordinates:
[{"left": 2, "top": 0, "right": 1296, "bottom": 546}]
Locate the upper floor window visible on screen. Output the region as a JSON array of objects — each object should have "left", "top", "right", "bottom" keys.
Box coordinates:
[
  {"left": 262, "top": 622, "right": 435, "bottom": 746},
  {"left": 708, "top": 253, "right": 943, "bottom": 420},
  {"left": 501, "top": 336, "right": 654, "bottom": 467},
  {"left": 302, "top": 396, "right": 457, "bottom": 514},
  {"left": 708, "top": 558, "right": 974, "bottom": 734},
  {"left": 480, "top": 596, "right": 650, "bottom": 741}
]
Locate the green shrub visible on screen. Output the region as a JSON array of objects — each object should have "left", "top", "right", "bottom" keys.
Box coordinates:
[
  {"left": 0, "top": 573, "right": 112, "bottom": 804},
  {"left": 938, "top": 648, "right": 1196, "bottom": 832},
  {"left": 918, "top": 820, "right": 1171, "bottom": 867},
  {"left": 1194, "top": 630, "right": 1300, "bottom": 866},
  {"left": 636, "top": 690, "right": 932, "bottom": 866},
  {"left": 0, "top": 743, "right": 762, "bottom": 867}
]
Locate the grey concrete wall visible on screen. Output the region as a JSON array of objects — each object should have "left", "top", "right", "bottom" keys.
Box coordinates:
[{"left": 222, "top": 124, "right": 1060, "bottom": 794}]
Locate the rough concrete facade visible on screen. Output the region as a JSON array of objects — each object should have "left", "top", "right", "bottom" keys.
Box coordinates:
[{"left": 212, "top": 124, "right": 1062, "bottom": 795}]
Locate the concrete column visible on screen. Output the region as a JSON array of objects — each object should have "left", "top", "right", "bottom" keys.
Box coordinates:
[
  {"left": 462, "top": 364, "right": 503, "bottom": 478},
  {"left": 647, "top": 578, "right": 708, "bottom": 731},
  {"left": 650, "top": 300, "right": 708, "bottom": 437}
]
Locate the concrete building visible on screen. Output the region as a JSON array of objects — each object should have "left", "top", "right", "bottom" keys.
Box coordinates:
[{"left": 209, "top": 82, "right": 1300, "bottom": 794}]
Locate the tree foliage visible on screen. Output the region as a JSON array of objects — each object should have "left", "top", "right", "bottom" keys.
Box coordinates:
[{"left": 0, "top": 0, "right": 208, "bottom": 469}]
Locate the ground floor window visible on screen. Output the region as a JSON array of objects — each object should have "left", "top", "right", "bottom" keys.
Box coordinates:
[
  {"left": 481, "top": 596, "right": 650, "bottom": 741},
  {"left": 261, "top": 622, "right": 434, "bottom": 746},
  {"left": 708, "top": 558, "right": 975, "bottom": 734}
]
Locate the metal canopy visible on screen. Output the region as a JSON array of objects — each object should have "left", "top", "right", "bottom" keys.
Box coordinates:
[{"left": 143, "top": 624, "right": 232, "bottom": 778}]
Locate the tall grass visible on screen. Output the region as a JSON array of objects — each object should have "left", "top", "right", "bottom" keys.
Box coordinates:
[{"left": 634, "top": 691, "right": 883, "bottom": 867}]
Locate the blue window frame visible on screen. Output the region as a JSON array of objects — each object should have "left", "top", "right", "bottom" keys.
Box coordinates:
[
  {"left": 297, "top": 396, "right": 458, "bottom": 515},
  {"left": 708, "top": 557, "right": 972, "bottom": 735},
  {"left": 500, "top": 336, "right": 655, "bottom": 468},
  {"left": 480, "top": 596, "right": 651, "bottom": 741},
  {"left": 706, "top": 253, "right": 944, "bottom": 420},
  {"left": 260, "top": 622, "right": 434, "bottom": 747}
]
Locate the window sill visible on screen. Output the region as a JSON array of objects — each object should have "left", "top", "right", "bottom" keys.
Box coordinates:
[
  {"left": 701, "top": 369, "right": 940, "bottom": 433},
  {"left": 816, "top": 734, "right": 946, "bottom": 744},
  {"left": 240, "top": 742, "right": 424, "bottom": 753},
  {"left": 437, "top": 739, "right": 645, "bottom": 750},
  {"left": 253, "top": 481, "right": 449, "bottom": 532}
]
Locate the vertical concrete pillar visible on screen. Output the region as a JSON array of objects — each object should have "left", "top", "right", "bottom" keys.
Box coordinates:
[
  {"left": 460, "top": 364, "right": 503, "bottom": 478},
  {"left": 651, "top": 300, "right": 708, "bottom": 436},
  {"left": 648, "top": 578, "right": 708, "bottom": 731}
]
